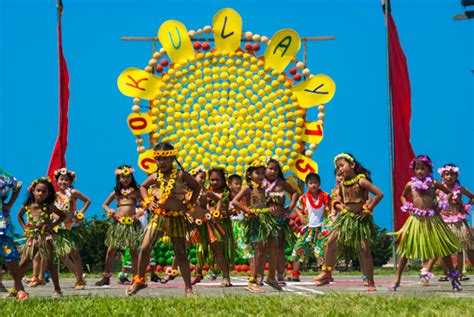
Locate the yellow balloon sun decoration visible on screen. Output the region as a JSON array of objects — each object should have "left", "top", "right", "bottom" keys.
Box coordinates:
[{"left": 118, "top": 8, "right": 336, "bottom": 181}]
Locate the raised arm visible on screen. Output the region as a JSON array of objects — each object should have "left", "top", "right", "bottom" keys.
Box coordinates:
[
  {"left": 359, "top": 178, "right": 384, "bottom": 211},
  {"left": 102, "top": 191, "right": 116, "bottom": 216},
  {"left": 231, "top": 185, "right": 251, "bottom": 213},
  {"left": 71, "top": 189, "right": 92, "bottom": 214},
  {"left": 283, "top": 180, "right": 299, "bottom": 212},
  {"left": 3, "top": 181, "right": 22, "bottom": 212},
  {"left": 400, "top": 182, "right": 412, "bottom": 205},
  {"left": 49, "top": 205, "right": 67, "bottom": 228},
  {"left": 17, "top": 205, "right": 27, "bottom": 230},
  {"left": 182, "top": 170, "right": 201, "bottom": 207},
  {"left": 140, "top": 173, "right": 156, "bottom": 202}
]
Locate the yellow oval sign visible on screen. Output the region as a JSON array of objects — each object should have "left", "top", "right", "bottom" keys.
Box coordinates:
[
  {"left": 290, "top": 154, "right": 318, "bottom": 181},
  {"left": 302, "top": 121, "right": 324, "bottom": 144},
  {"left": 264, "top": 29, "right": 300, "bottom": 73},
  {"left": 213, "top": 8, "right": 242, "bottom": 52},
  {"left": 292, "top": 74, "right": 336, "bottom": 108},
  {"left": 158, "top": 20, "right": 194, "bottom": 64},
  {"left": 117, "top": 68, "right": 161, "bottom": 100},
  {"left": 138, "top": 149, "right": 157, "bottom": 174}
]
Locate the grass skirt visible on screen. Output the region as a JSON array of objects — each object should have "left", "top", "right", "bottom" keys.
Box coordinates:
[
  {"left": 53, "top": 228, "right": 81, "bottom": 258},
  {"left": 446, "top": 221, "right": 474, "bottom": 251},
  {"left": 232, "top": 220, "right": 254, "bottom": 259},
  {"left": 333, "top": 213, "right": 375, "bottom": 251},
  {"left": 216, "top": 217, "right": 236, "bottom": 268},
  {"left": 242, "top": 213, "right": 279, "bottom": 244},
  {"left": 275, "top": 216, "right": 296, "bottom": 248},
  {"left": 291, "top": 223, "right": 331, "bottom": 265},
  {"left": 22, "top": 231, "right": 54, "bottom": 260},
  {"left": 390, "top": 215, "right": 461, "bottom": 260},
  {"left": 105, "top": 221, "right": 143, "bottom": 250}
]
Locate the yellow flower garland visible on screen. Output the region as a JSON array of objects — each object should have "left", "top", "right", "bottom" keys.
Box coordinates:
[
  {"left": 343, "top": 174, "right": 366, "bottom": 186},
  {"left": 157, "top": 167, "right": 178, "bottom": 205}
]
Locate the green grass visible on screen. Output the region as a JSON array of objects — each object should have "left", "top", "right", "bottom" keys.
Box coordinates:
[{"left": 2, "top": 294, "right": 473, "bottom": 316}]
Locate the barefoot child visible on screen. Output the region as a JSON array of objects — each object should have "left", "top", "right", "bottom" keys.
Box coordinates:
[
  {"left": 232, "top": 159, "right": 280, "bottom": 292},
  {"left": 53, "top": 168, "right": 91, "bottom": 290},
  {"left": 128, "top": 143, "right": 201, "bottom": 297},
  {"left": 421, "top": 163, "right": 474, "bottom": 284},
  {"left": 314, "top": 153, "right": 383, "bottom": 292},
  {"left": 389, "top": 156, "right": 462, "bottom": 291},
  {"left": 96, "top": 165, "right": 143, "bottom": 286},
  {"left": 0, "top": 170, "right": 28, "bottom": 300},
  {"left": 290, "top": 173, "right": 332, "bottom": 282},
  {"left": 18, "top": 177, "right": 66, "bottom": 298}
]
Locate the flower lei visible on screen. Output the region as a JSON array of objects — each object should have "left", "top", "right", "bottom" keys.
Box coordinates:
[
  {"left": 401, "top": 202, "right": 435, "bottom": 217},
  {"left": 411, "top": 176, "right": 433, "bottom": 191},
  {"left": 343, "top": 174, "right": 366, "bottom": 187},
  {"left": 264, "top": 178, "right": 278, "bottom": 193},
  {"left": 438, "top": 181, "right": 471, "bottom": 223},
  {"left": 115, "top": 166, "right": 134, "bottom": 176},
  {"left": 25, "top": 204, "right": 49, "bottom": 231},
  {"left": 120, "top": 187, "right": 135, "bottom": 197},
  {"left": 251, "top": 181, "right": 264, "bottom": 189},
  {"left": 158, "top": 167, "right": 177, "bottom": 205},
  {"left": 438, "top": 166, "right": 460, "bottom": 176},
  {"left": 334, "top": 153, "right": 354, "bottom": 164},
  {"left": 54, "top": 188, "right": 71, "bottom": 212},
  {"left": 54, "top": 168, "right": 77, "bottom": 181},
  {"left": 302, "top": 190, "right": 327, "bottom": 210}
]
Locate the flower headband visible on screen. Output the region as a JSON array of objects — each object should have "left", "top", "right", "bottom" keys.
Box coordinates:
[
  {"left": 409, "top": 156, "right": 433, "bottom": 169},
  {"left": 190, "top": 166, "right": 206, "bottom": 176},
  {"left": 28, "top": 177, "right": 52, "bottom": 192},
  {"left": 208, "top": 165, "right": 228, "bottom": 177},
  {"left": 54, "top": 167, "right": 77, "bottom": 181},
  {"left": 248, "top": 159, "right": 267, "bottom": 169},
  {"left": 333, "top": 153, "right": 354, "bottom": 164},
  {"left": 438, "top": 166, "right": 460, "bottom": 176},
  {"left": 115, "top": 166, "right": 135, "bottom": 176},
  {"left": 153, "top": 149, "right": 178, "bottom": 157}
]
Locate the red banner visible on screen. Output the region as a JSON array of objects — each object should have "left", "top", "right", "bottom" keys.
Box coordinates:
[
  {"left": 387, "top": 8, "right": 415, "bottom": 230},
  {"left": 47, "top": 1, "right": 70, "bottom": 181}
]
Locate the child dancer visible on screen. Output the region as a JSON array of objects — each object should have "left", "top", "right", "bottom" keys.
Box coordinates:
[
  {"left": 128, "top": 143, "right": 201, "bottom": 297},
  {"left": 389, "top": 156, "right": 462, "bottom": 291},
  {"left": 420, "top": 163, "right": 474, "bottom": 284},
  {"left": 265, "top": 158, "right": 298, "bottom": 285},
  {"left": 290, "top": 173, "right": 332, "bottom": 282},
  {"left": 96, "top": 165, "right": 143, "bottom": 286},
  {"left": 53, "top": 168, "right": 91, "bottom": 290},
  {"left": 18, "top": 177, "right": 66, "bottom": 298},
  {"left": 0, "top": 170, "right": 28, "bottom": 300},
  {"left": 314, "top": 153, "right": 383, "bottom": 292},
  {"left": 232, "top": 159, "right": 280, "bottom": 292}
]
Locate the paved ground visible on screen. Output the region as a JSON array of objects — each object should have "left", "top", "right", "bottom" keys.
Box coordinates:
[{"left": 2, "top": 274, "right": 474, "bottom": 298}]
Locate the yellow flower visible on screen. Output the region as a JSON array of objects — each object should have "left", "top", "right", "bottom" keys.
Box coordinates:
[
  {"left": 76, "top": 212, "right": 84, "bottom": 220},
  {"left": 212, "top": 211, "right": 221, "bottom": 218}
]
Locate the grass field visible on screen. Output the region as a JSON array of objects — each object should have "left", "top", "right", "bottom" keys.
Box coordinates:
[{"left": 2, "top": 294, "right": 473, "bottom": 316}]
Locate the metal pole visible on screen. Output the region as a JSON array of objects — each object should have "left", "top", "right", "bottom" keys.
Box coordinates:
[{"left": 383, "top": 0, "right": 397, "bottom": 270}]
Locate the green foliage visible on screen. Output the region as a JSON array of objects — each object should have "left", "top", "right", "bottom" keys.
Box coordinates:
[{"left": 75, "top": 217, "right": 111, "bottom": 272}]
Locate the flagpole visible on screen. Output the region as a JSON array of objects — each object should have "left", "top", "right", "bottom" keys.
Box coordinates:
[{"left": 383, "top": 0, "right": 397, "bottom": 270}]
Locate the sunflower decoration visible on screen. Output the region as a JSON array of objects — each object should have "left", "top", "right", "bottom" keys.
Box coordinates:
[{"left": 118, "top": 8, "right": 336, "bottom": 182}]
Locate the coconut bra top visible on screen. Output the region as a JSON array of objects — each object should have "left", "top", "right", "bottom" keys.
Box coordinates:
[
  {"left": 342, "top": 182, "right": 368, "bottom": 204},
  {"left": 249, "top": 186, "right": 267, "bottom": 209}
]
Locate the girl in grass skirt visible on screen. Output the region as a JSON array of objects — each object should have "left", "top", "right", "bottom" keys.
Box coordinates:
[
  {"left": 314, "top": 153, "right": 384, "bottom": 292},
  {"left": 421, "top": 163, "right": 474, "bottom": 284},
  {"left": 232, "top": 159, "right": 280, "bottom": 292},
  {"left": 290, "top": 173, "right": 332, "bottom": 281},
  {"left": 389, "top": 156, "right": 462, "bottom": 291},
  {"left": 18, "top": 177, "right": 66, "bottom": 298},
  {"left": 95, "top": 165, "right": 143, "bottom": 286},
  {"left": 188, "top": 166, "right": 231, "bottom": 287},
  {"left": 128, "top": 142, "right": 201, "bottom": 297},
  {"left": 265, "top": 158, "right": 298, "bottom": 285},
  {"left": 53, "top": 168, "right": 91, "bottom": 290},
  {"left": 0, "top": 170, "right": 28, "bottom": 300}
]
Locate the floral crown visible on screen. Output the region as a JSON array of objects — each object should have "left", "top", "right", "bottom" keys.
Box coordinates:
[
  {"left": 438, "top": 165, "right": 460, "bottom": 176},
  {"left": 208, "top": 165, "right": 228, "bottom": 177},
  {"left": 409, "top": 155, "right": 433, "bottom": 169},
  {"left": 115, "top": 166, "right": 135, "bottom": 176},
  {"left": 247, "top": 159, "right": 267, "bottom": 169},
  {"left": 190, "top": 165, "right": 207, "bottom": 176},
  {"left": 28, "top": 177, "right": 52, "bottom": 192},
  {"left": 54, "top": 168, "right": 77, "bottom": 181},
  {"left": 333, "top": 153, "right": 354, "bottom": 165},
  {"left": 153, "top": 149, "right": 178, "bottom": 157}
]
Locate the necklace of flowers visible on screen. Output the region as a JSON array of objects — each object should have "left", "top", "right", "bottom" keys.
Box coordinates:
[
  {"left": 158, "top": 167, "right": 177, "bottom": 205},
  {"left": 401, "top": 202, "right": 435, "bottom": 217},
  {"left": 251, "top": 180, "right": 264, "bottom": 189},
  {"left": 442, "top": 181, "right": 461, "bottom": 201},
  {"left": 411, "top": 176, "right": 433, "bottom": 191},
  {"left": 55, "top": 188, "right": 71, "bottom": 212},
  {"left": 343, "top": 174, "right": 366, "bottom": 186},
  {"left": 208, "top": 187, "right": 229, "bottom": 207},
  {"left": 264, "top": 178, "right": 278, "bottom": 193},
  {"left": 120, "top": 187, "right": 135, "bottom": 197},
  {"left": 26, "top": 203, "right": 49, "bottom": 227},
  {"left": 303, "top": 190, "right": 326, "bottom": 209}
]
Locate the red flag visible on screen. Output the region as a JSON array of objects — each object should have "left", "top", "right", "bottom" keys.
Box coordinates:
[
  {"left": 47, "top": 1, "right": 70, "bottom": 181},
  {"left": 385, "top": 3, "right": 415, "bottom": 230}
]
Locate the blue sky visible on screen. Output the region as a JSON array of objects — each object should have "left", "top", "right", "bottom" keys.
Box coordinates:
[{"left": 1, "top": 0, "right": 472, "bottom": 231}]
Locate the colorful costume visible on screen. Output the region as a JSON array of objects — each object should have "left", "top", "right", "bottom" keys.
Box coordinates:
[
  {"left": 291, "top": 190, "right": 331, "bottom": 265},
  {"left": 53, "top": 188, "right": 81, "bottom": 258},
  {"left": 0, "top": 171, "right": 20, "bottom": 262},
  {"left": 231, "top": 203, "right": 254, "bottom": 260},
  {"left": 106, "top": 218, "right": 143, "bottom": 250},
  {"left": 265, "top": 179, "right": 295, "bottom": 248},
  {"left": 438, "top": 182, "right": 473, "bottom": 251},
  {"left": 332, "top": 174, "right": 375, "bottom": 251},
  {"left": 391, "top": 176, "right": 460, "bottom": 260},
  {"left": 242, "top": 184, "right": 278, "bottom": 244},
  {"left": 22, "top": 205, "right": 55, "bottom": 260}
]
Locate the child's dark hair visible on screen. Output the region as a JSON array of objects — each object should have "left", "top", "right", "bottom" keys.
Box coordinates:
[
  {"left": 154, "top": 142, "right": 184, "bottom": 170},
  {"left": 114, "top": 165, "right": 139, "bottom": 196},
  {"left": 305, "top": 173, "right": 321, "bottom": 184},
  {"left": 228, "top": 174, "right": 242, "bottom": 184},
  {"left": 208, "top": 167, "right": 228, "bottom": 191},
  {"left": 334, "top": 153, "right": 372, "bottom": 182},
  {"left": 409, "top": 155, "right": 433, "bottom": 173},
  {"left": 24, "top": 177, "right": 56, "bottom": 206},
  {"left": 267, "top": 158, "right": 286, "bottom": 180}
]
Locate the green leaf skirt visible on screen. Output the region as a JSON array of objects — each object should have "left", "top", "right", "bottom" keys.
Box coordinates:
[
  {"left": 242, "top": 212, "right": 279, "bottom": 244},
  {"left": 332, "top": 213, "right": 375, "bottom": 251},
  {"left": 105, "top": 221, "right": 143, "bottom": 250}
]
